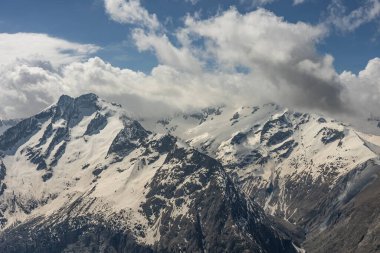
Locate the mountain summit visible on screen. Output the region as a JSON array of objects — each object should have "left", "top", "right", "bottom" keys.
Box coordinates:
[
  {"left": 0, "top": 94, "right": 297, "bottom": 253},
  {"left": 0, "top": 94, "right": 379, "bottom": 252},
  {"left": 142, "top": 103, "right": 380, "bottom": 253}
]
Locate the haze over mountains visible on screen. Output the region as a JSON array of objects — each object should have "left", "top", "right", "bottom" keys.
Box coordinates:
[{"left": 0, "top": 93, "right": 379, "bottom": 252}]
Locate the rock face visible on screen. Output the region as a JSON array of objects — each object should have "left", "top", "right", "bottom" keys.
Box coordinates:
[
  {"left": 0, "top": 215, "right": 152, "bottom": 253},
  {"left": 107, "top": 119, "right": 150, "bottom": 160},
  {"left": 302, "top": 160, "right": 380, "bottom": 253},
  {"left": 0, "top": 161, "right": 6, "bottom": 198},
  {"left": 0, "top": 95, "right": 297, "bottom": 253},
  {"left": 0, "top": 119, "right": 20, "bottom": 136},
  {"left": 144, "top": 103, "right": 380, "bottom": 252},
  {"left": 84, "top": 112, "right": 108, "bottom": 136},
  {"left": 0, "top": 111, "right": 53, "bottom": 155},
  {"left": 141, "top": 147, "right": 296, "bottom": 252}
]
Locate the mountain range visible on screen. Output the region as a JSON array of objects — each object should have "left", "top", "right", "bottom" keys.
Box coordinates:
[{"left": 0, "top": 93, "right": 379, "bottom": 252}]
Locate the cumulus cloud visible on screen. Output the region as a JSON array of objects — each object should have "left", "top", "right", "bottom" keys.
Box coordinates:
[
  {"left": 104, "top": 0, "right": 160, "bottom": 30},
  {"left": 0, "top": 57, "right": 247, "bottom": 118},
  {"left": 0, "top": 33, "right": 99, "bottom": 119},
  {"left": 0, "top": 33, "right": 99, "bottom": 68},
  {"left": 326, "top": 0, "right": 380, "bottom": 32},
  {"left": 0, "top": 9, "right": 341, "bottom": 119},
  {"left": 0, "top": 62, "right": 62, "bottom": 118},
  {"left": 132, "top": 29, "right": 202, "bottom": 73},
  {"left": 149, "top": 8, "right": 345, "bottom": 112},
  {"left": 340, "top": 58, "right": 380, "bottom": 116},
  {"left": 1, "top": 5, "right": 380, "bottom": 125}
]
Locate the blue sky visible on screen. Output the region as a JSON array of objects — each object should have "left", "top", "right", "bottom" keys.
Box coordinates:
[
  {"left": 0, "top": 0, "right": 380, "bottom": 122},
  {"left": 0, "top": 0, "right": 379, "bottom": 73}
]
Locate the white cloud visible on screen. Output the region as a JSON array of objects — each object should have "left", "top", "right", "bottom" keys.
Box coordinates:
[
  {"left": 182, "top": 8, "right": 326, "bottom": 67},
  {"left": 0, "top": 63, "right": 63, "bottom": 118},
  {"left": 99, "top": 6, "right": 380, "bottom": 119},
  {"left": 0, "top": 33, "right": 99, "bottom": 68},
  {"left": 340, "top": 58, "right": 380, "bottom": 116},
  {"left": 326, "top": 0, "right": 380, "bottom": 32},
  {"left": 0, "top": 33, "right": 99, "bottom": 118},
  {"left": 293, "top": 0, "right": 305, "bottom": 5},
  {"left": 177, "top": 8, "right": 344, "bottom": 112},
  {"left": 61, "top": 58, "right": 243, "bottom": 115},
  {"left": 132, "top": 29, "right": 202, "bottom": 73},
  {"left": 104, "top": 0, "right": 160, "bottom": 30},
  {"left": 0, "top": 57, "right": 248, "bottom": 118},
  {"left": 0, "top": 9, "right": 343, "bottom": 119},
  {"left": 1, "top": 7, "right": 380, "bottom": 125}
]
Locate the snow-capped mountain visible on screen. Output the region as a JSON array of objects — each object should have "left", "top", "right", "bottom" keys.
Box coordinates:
[
  {"left": 142, "top": 103, "right": 380, "bottom": 253},
  {"left": 0, "top": 94, "right": 298, "bottom": 253},
  {"left": 1, "top": 94, "right": 379, "bottom": 253}
]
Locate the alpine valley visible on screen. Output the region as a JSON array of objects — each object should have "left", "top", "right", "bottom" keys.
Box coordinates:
[{"left": 0, "top": 93, "right": 379, "bottom": 253}]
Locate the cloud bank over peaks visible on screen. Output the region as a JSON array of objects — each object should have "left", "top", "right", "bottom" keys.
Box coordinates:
[
  {"left": 132, "top": 8, "right": 346, "bottom": 112},
  {"left": 0, "top": 3, "right": 379, "bottom": 127},
  {"left": 0, "top": 33, "right": 98, "bottom": 118}
]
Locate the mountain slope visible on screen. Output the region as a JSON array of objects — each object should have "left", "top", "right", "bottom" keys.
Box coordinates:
[
  {"left": 303, "top": 159, "right": 380, "bottom": 253},
  {"left": 142, "top": 103, "right": 380, "bottom": 252},
  {"left": 0, "top": 94, "right": 297, "bottom": 253},
  {"left": 0, "top": 119, "right": 20, "bottom": 136}
]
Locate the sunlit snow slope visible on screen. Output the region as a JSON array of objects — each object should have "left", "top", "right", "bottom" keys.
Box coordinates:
[
  {"left": 143, "top": 103, "right": 380, "bottom": 253},
  {"left": 0, "top": 94, "right": 297, "bottom": 253}
]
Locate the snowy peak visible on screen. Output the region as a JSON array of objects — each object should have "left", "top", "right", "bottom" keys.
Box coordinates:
[
  {"left": 0, "top": 95, "right": 299, "bottom": 252},
  {"left": 0, "top": 93, "right": 126, "bottom": 183},
  {"left": 2, "top": 95, "right": 379, "bottom": 252},
  {"left": 53, "top": 93, "right": 100, "bottom": 127},
  {"left": 143, "top": 103, "right": 380, "bottom": 219},
  {"left": 0, "top": 93, "right": 109, "bottom": 155},
  {"left": 140, "top": 145, "right": 296, "bottom": 252},
  {"left": 141, "top": 103, "right": 380, "bottom": 252},
  {"left": 0, "top": 134, "right": 297, "bottom": 252}
]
